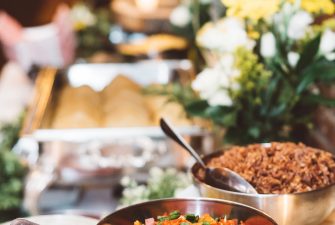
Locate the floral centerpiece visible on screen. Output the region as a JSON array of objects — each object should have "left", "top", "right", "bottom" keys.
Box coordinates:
[{"left": 167, "top": 0, "right": 335, "bottom": 144}]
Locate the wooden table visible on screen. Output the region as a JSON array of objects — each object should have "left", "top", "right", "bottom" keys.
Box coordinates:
[{"left": 321, "top": 211, "right": 335, "bottom": 225}]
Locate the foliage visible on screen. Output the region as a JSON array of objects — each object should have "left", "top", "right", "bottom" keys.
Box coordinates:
[
  {"left": 119, "top": 167, "right": 191, "bottom": 208},
  {"left": 70, "top": 2, "right": 112, "bottom": 57},
  {"left": 0, "top": 117, "right": 26, "bottom": 211},
  {"left": 163, "top": 1, "right": 335, "bottom": 145}
]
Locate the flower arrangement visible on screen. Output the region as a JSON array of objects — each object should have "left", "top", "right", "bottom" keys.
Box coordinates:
[
  {"left": 119, "top": 167, "right": 192, "bottom": 208},
  {"left": 167, "top": 0, "right": 335, "bottom": 144}
]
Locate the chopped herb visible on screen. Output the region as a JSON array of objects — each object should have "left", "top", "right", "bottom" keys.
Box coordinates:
[
  {"left": 169, "top": 211, "right": 181, "bottom": 220},
  {"left": 158, "top": 216, "right": 169, "bottom": 222},
  {"left": 202, "top": 222, "right": 211, "bottom": 225},
  {"left": 185, "top": 214, "right": 198, "bottom": 223}
]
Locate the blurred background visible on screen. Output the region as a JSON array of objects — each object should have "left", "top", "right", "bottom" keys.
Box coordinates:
[{"left": 0, "top": 0, "right": 334, "bottom": 223}]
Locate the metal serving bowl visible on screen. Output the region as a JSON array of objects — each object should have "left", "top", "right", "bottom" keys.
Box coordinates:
[
  {"left": 191, "top": 151, "right": 335, "bottom": 225},
  {"left": 98, "top": 198, "right": 277, "bottom": 225}
]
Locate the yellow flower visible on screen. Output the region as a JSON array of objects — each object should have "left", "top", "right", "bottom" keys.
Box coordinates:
[
  {"left": 222, "top": 0, "right": 335, "bottom": 20},
  {"left": 300, "top": 0, "right": 335, "bottom": 15},
  {"left": 221, "top": 0, "right": 281, "bottom": 20}
]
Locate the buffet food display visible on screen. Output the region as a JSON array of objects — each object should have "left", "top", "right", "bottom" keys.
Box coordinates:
[
  {"left": 52, "top": 75, "right": 190, "bottom": 128},
  {"left": 23, "top": 60, "right": 204, "bottom": 141},
  {"left": 3, "top": 0, "right": 335, "bottom": 224},
  {"left": 21, "top": 60, "right": 213, "bottom": 216},
  {"left": 206, "top": 142, "right": 335, "bottom": 194},
  {"left": 98, "top": 198, "right": 278, "bottom": 225},
  {"left": 192, "top": 142, "right": 335, "bottom": 225}
]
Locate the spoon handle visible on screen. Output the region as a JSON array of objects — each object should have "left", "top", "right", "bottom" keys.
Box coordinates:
[{"left": 160, "top": 118, "right": 207, "bottom": 169}]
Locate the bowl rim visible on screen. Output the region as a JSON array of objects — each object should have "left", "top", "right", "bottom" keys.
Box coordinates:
[
  {"left": 98, "top": 197, "right": 278, "bottom": 225},
  {"left": 191, "top": 148, "right": 335, "bottom": 197}
]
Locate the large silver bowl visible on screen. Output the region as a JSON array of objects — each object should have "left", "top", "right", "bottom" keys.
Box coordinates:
[
  {"left": 98, "top": 198, "right": 277, "bottom": 225},
  {"left": 191, "top": 151, "right": 335, "bottom": 225}
]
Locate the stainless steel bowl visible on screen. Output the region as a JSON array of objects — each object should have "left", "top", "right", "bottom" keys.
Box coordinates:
[
  {"left": 98, "top": 198, "right": 277, "bottom": 225},
  {"left": 191, "top": 151, "right": 335, "bottom": 225}
]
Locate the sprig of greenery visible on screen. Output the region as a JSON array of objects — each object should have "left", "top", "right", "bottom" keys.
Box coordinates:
[
  {"left": 0, "top": 116, "right": 26, "bottom": 211},
  {"left": 119, "top": 168, "right": 191, "bottom": 208}
]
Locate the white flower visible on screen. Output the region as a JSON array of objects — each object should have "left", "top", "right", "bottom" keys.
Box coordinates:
[
  {"left": 169, "top": 5, "right": 191, "bottom": 27},
  {"left": 260, "top": 32, "right": 276, "bottom": 58},
  {"left": 149, "top": 167, "right": 164, "bottom": 179},
  {"left": 287, "top": 11, "right": 313, "bottom": 40},
  {"left": 197, "top": 17, "right": 255, "bottom": 52},
  {"left": 208, "top": 89, "right": 233, "bottom": 106},
  {"left": 325, "top": 52, "right": 335, "bottom": 61},
  {"left": 192, "top": 64, "right": 237, "bottom": 107},
  {"left": 70, "top": 4, "right": 96, "bottom": 29},
  {"left": 192, "top": 67, "right": 222, "bottom": 99},
  {"left": 219, "top": 54, "right": 235, "bottom": 70},
  {"left": 121, "top": 176, "right": 131, "bottom": 186},
  {"left": 319, "top": 29, "right": 335, "bottom": 56},
  {"left": 288, "top": 51, "right": 300, "bottom": 67}
]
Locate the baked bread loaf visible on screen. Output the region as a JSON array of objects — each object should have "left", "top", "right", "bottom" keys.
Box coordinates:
[
  {"left": 51, "top": 76, "right": 191, "bottom": 128},
  {"left": 52, "top": 85, "right": 101, "bottom": 128}
]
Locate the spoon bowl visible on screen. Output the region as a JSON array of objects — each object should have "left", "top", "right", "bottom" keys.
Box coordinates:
[{"left": 160, "top": 118, "right": 257, "bottom": 194}]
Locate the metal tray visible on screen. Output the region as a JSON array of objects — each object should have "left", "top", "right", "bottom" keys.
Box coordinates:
[{"left": 22, "top": 60, "right": 207, "bottom": 142}]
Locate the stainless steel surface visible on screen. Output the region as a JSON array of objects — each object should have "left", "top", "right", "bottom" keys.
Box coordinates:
[
  {"left": 98, "top": 198, "right": 278, "bottom": 225},
  {"left": 160, "top": 118, "right": 257, "bottom": 194},
  {"left": 191, "top": 151, "right": 335, "bottom": 225}
]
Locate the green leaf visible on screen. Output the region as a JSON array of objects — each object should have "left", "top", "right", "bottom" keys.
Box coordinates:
[
  {"left": 261, "top": 75, "right": 281, "bottom": 115},
  {"left": 248, "top": 127, "right": 260, "bottom": 138},
  {"left": 297, "top": 60, "right": 335, "bottom": 94},
  {"left": 304, "top": 94, "right": 335, "bottom": 107},
  {"left": 216, "top": 111, "right": 237, "bottom": 127},
  {"left": 297, "top": 72, "right": 315, "bottom": 94},
  {"left": 269, "top": 103, "right": 287, "bottom": 117},
  {"left": 296, "top": 34, "right": 321, "bottom": 72},
  {"left": 311, "top": 60, "right": 335, "bottom": 81},
  {"left": 204, "top": 106, "right": 225, "bottom": 117},
  {"left": 185, "top": 100, "right": 209, "bottom": 117}
]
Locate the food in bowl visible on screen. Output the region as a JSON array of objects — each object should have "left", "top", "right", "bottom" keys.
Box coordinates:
[
  {"left": 98, "top": 198, "right": 277, "bottom": 225},
  {"left": 205, "top": 142, "right": 335, "bottom": 194},
  {"left": 134, "top": 210, "right": 243, "bottom": 225}
]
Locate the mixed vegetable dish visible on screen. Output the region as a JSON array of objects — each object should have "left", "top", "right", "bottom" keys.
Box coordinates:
[{"left": 134, "top": 210, "right": 244, "bottom": 225}]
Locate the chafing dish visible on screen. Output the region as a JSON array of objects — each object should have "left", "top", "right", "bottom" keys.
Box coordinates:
[
  {"left": 20, "top": 60, "right": 214, "bottom": 216},
  {"left": 191, "top": 150, "right": 335, "bottom": 225}
]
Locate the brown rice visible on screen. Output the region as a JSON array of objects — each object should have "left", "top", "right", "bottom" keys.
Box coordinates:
[{"left": 207, "top": 142, "right": 335, "bottom": 194}]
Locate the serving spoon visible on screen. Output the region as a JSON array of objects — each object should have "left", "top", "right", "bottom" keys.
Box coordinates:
[{"left": 160, "top": 118, "right": 258, "bottom": 194}]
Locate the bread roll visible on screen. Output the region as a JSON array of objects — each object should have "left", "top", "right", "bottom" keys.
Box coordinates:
[
  {"left": 52, "top": 85, "right": 101, "bottom": 128},
  {"left": 102, "top": 75, "right": 152, "bottom": 127},
  {"left": 145, "top": 95, "right": 191, "bottom": 126},
  {"left": 102, "top": 75, "right": 140, "bottom": 99}
]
